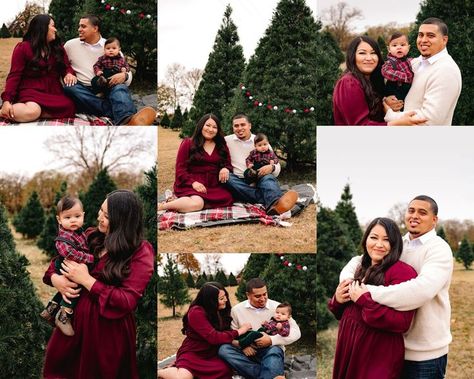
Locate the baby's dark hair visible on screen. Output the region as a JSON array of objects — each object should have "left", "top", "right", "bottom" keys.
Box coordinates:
[
  {"left": 388, "top": 32, "right": 408, "bottom": 44},
  {"left": 57, "top": 196, "right": 83, "bottom": 215},
  {"left": 105, "top": 36, "right": 121, "bottom": 48},
  {"left": 277, "top": 302, "right": 292, "bottom": 315},
  {"left": 254, "top": 133, "right": 268, "bottom": 145}
]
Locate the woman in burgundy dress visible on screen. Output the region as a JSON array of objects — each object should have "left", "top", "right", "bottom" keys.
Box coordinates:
[
  {"left": 158, "top": 282, "right": 252, "bottom": 379},
  {"left": 332, "top": 36, "right": 423, "bottom": 126},
  {"left": 42, "top": 190, "right": 154, "bottom": 379},
  {"left": 328, "top": 217, "right": 417, "bottom": 379},
  {"left": 0, "top": 14, "right": 76, "bottom": 122},
  {"left": 159, "top": 113, "right": 234, "bottom": 213}
]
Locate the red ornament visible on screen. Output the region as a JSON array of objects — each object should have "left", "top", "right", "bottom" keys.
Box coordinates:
[
  {"left": 245, "top": 91, "right": 251, "bottom": 97},
  {"left": 105, "top": 4, "right": 111, "bottom": 10},
  {"left": 304, "top": 108, "right": 309, "bottom": 113},
  {"left": 139, "top": 12, "right": 145, "bottom": 19},
  {"left": 253, "top": 100, "right": 259, "bottom": 107},
  {"left": 266, "top": 104, "right": 272, "bottom": 110},
  {"left": 283, "top": 260, "right": 289, "bottom": 266},
  {"left": 120, "top": 8, "right": 126, "bottom": 14},
  {"left": 296, "top": 264, "right": 302, "bottom": 270}
]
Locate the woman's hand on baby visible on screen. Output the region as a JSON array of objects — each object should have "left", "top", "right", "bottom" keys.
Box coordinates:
[
  {"left": 63, "top": 73, "right": 77, "bottom": 87},
  {"left": 192, "top": 181, "right": 207, "bottom": 193},
  {"left": 219, "top": 168, "right": 229, "bottom": 183},
  {"left": 51, "top": 273, "right": 81, "bottom": 304},
  {"left": 237, "top": 322, "right": 252, "bottom": 335},
  {"left": 61, "top": 260, "right": 91, "bottom": 286}
]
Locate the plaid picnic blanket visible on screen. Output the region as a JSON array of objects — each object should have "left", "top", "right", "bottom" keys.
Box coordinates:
[
  {"left": 0, "top": 113, "right": 113, "bottom": 126},
  {"left": 158, "top": 183, "right": 315, "bottom": 231}
]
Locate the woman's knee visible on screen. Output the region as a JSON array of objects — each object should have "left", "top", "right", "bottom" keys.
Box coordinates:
[{"left": 189, "top": 196, "right": 204, "bottom": 211}]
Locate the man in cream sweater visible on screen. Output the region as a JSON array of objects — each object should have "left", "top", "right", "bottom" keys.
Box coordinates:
[
  {"left": 224, "top": 113, "right": 298, "bottom": 215},
  {"left": 340, "top": 195, "right": 453, "bottom": 378},
  {"left": 385, "top": 18, "right": 461, "bottom": 125},
  {"left": 218, "top": 278, "right": 301, "bottom": 379},
  {"left": 63, "top": 15, "right": 155, "bottom": 125}
]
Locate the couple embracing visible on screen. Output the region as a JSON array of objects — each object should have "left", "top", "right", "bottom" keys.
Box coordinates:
[
  {"left": 159, "top": 113, "right": 298, "bottom": 216},
  {"left": 159, "top": 278, "right": 301, "bottom": 379}
]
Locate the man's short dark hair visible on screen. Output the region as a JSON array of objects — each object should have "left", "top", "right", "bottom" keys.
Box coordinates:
[
  {"left": 411, "top": 195, "right": 438, "bottom": 215},
  {"left": 81, "top": 14, "right": 101, "bottom": 32},
  {"left": 421, "top": 17, "right": 448, "bottom": 36},
  {"left": 232, "top": 113, "right": 250, "bottom": 123},
  {"left": 246, "top": 278, "right": 266, "bottom": 293}
]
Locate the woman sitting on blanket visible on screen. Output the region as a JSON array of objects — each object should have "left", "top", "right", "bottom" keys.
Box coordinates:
[
  {"left": 158, "top": 282, "right": 252, "bottom": 379},
  {"left": 159, "top": 113, "right": 234, "bottom": 213},
  {"left": 0, "top": 14, "right": 76, "bottom": 122}
]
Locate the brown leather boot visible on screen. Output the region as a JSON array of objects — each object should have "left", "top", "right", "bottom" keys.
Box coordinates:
[
  {"left": 55, "top": 307, "right": 75, "bottom": 336},
  {"left": 267, "top": 190, "right": 298, "bottom": 215},
  {"left": 126, "top": 106, "right": 157, "bottom": 125},
  {"left": 40, "top": 301, "right": 60, "bottom": 326}
]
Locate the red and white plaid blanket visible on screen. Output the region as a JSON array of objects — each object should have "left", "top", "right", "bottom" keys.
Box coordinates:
[
  {"left": 158, "top": 203, "right": 286, "bottom": 230},
  {"left": 0, "top": 114, "right": 113, "bottom": 126}
]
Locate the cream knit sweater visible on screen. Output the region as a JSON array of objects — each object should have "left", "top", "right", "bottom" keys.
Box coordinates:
[
  {"left": 385, "top": 50, "right": 461, "bottom": 125},
  {"left": 230, "top": 299, "right": 301, "bottom": 347},
  {"left": 340, "top": 232, "right": 453, "bottom": 361}
]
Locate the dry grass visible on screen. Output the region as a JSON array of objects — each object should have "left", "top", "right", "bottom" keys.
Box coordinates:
[
  {"left": 0, "top": 38, "right": 20, "bottom": 93},
  {"left": 316, "top": 261, "right": 474, "bottom": 379},
  {"left": 157, "top": 127, "right": 316, "bottom": 253}
]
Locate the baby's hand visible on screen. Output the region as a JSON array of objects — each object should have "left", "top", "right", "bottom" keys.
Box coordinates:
[{"left": 276, "top": 322, "right": 283, "bottom": 330}]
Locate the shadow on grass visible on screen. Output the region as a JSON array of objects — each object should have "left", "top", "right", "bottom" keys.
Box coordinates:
[{"left": 286, "top": 333, "right": 316, "bottom": 356}]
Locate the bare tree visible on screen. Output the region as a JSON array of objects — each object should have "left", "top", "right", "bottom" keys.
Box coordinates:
[
  {"left": 157, "top": 84, "right": 175, "bottom": 116},
  {"left": 44, "top": 126, "right": 154, "bottom": 181},
  {"left": 387, "top": 202, "right": 408, "bottom": 235},
  {"left": 0, "top": 174, "right": 26, "bottom": 213},
  {"left": 202, "top": 254, "right": 223, "bottom": 275},
  {"left": 163, "top": 63, "right": 187, "bottom": 110},
  {"left": 322, "top": 1, "right": 363, "bottom": 51},
  {"left": 182, "top": 68, "right": 203, "bottom": 104}
]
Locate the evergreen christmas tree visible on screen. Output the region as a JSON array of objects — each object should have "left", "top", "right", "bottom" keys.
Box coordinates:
[
  {"left": 37, "top": 181, "right": 67, "bottom": 259},
  {"left": 170, "top": 105, "right": 184, "bottom": 130},
  {"left": 181, "top": 4, "right": 245, "bottom": 138},
  {"left": 159, "top": 255, "right": 190, "bottom": 317},
  {"left": 185, "top": 272, "right": 195, "bottom": 288},
  {"left": 335, "top": 184, "right": 362, "bottom": 249},
  {"left": 208, "top": 273, "right": 214, "bottom": 282},
  {"left": 80, "top": 169, "right": 117, "bottom": 228},
  {"left": 437, "top": 226, "right": 448, "bottom": 243},
  {"left": 226, "top": 0, "right": 342, "bottom": 170},
  {"left": 134, "top": 167, "right": 157, "bottom": 379},
  {"left": 316, "top": 205, "right": 356, "bottom": 330},
  {"left": 48, "top": 0, "right": 81, "bottom": 41},
  {"left": 160, "top": 112, "right": 171, "bottom": 128},
  {"left": 79, "top": 0, "right": 157, "bottom": 82},
  {"left": 201, "top": 271, "right": 208, "bottom": 282},
  {"left": 228, "top": 272, "right": 238, "bottom": 286},
  {"left": 0, "top": 23, "right": 11, "bottom": 38},
  {"left": 377, "top": 35, "right": 388, "bottom": 58},
  {"left": 263, "top": 254, "right": 316, "bottom": 336},
  {"left": 408, "top": 0, "right": 473, "bottom": 124},
  {"left": 236, "top": 254, "right": 271, "bottom": 301},
  {"left": 195, "top": 275, "right": 205, "bottom": 289},
  {"left": 0, "top": 203, "right": 49, "bottom": 378},
  {"left": 13, "top": 191, "right": 45, "bottom": 239},
  {"left": 456, "top": 237, "right": 473, "bottom": 270},
  {"left": 215, "top": 270, "right": 228, "bottom": 287}
]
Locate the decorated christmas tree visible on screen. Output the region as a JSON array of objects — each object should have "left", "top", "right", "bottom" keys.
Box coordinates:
[
  {"left": 13, "top": 191, "right": 45, "bottom": 239},
  {"left": 181, "top": 5, "right": 245, "bottom": 137},
  {"left": 48, "top": 0, "right": 81, "bottom": 41}
]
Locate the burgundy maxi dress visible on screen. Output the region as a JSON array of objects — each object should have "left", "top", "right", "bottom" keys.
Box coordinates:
[
  {"left": 328, "top": 261, "right": 417, "bottom": 379},
  {"left": 42, "top": 240, "right": 154, "bottom": 379},
  {"left": 173, "top": 138, "right": 234, "bottom": 208},
  {"left": 1, "top": 41, "right": 76, "bottom": 118},
  {"left": 175, "top": 305, "right": 239, "bottom": 379}
]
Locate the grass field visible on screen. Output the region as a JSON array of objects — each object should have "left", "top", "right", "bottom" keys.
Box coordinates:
[
  {"left": 316, "top": 261, "right": 474, "bottom": 379},
  {"left": 157, "top": 127, "right": 317, "bottom": 253},
  {"left": 0, "top": 38, "right": 20, "bottom": 93}
]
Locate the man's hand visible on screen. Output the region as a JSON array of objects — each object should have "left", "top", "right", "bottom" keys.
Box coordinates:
[
  {"left": 219, "top": 168, "right": 229, "bottom": 183},
  {"left": 108, "top": 71, "right": 127, "bottom": 86},
  {"left": 242, "top": 346, "right": 257, "bottom": 357},
  {"left": 254, "top": 333, "right": 272, "bottom": 348},
  {"left": 257, "top": 164, "right": 273, "bottom": 177}
]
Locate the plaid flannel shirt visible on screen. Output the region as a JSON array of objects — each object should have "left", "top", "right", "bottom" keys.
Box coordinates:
[
  {"left": 262, "top": 317, "right": 290, "bottom": 337},
  {"left": 381, "top": 54, "right": 414, "bottom": 84},
  {"left": 93, "top": 54, "right": 129, "bottom": 75},
  {"left": 246, "top": 149, "right": 279, "bottom": 167},
  {"left": 55, "top": 226, "right": 94, "bottom": 264}
]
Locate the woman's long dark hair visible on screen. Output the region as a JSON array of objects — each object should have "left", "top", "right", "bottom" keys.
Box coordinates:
[
  {"left": 344, "top": 36, "right": 385, "bottom": 120},
  {"left": 87, "top": 190, "right": 144, "bottom": 285},
  {"left": 188, "top": 114, "right": 228, "bottom": 168},
  {"left": 354, "top": 217, "right": 403, "bottom": 286},
  {"left": 23, "top": 14, "right": 66, "bottom": 72},
  {"left": 181, "top": 282, "right": 232, "bottom": 334}
]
